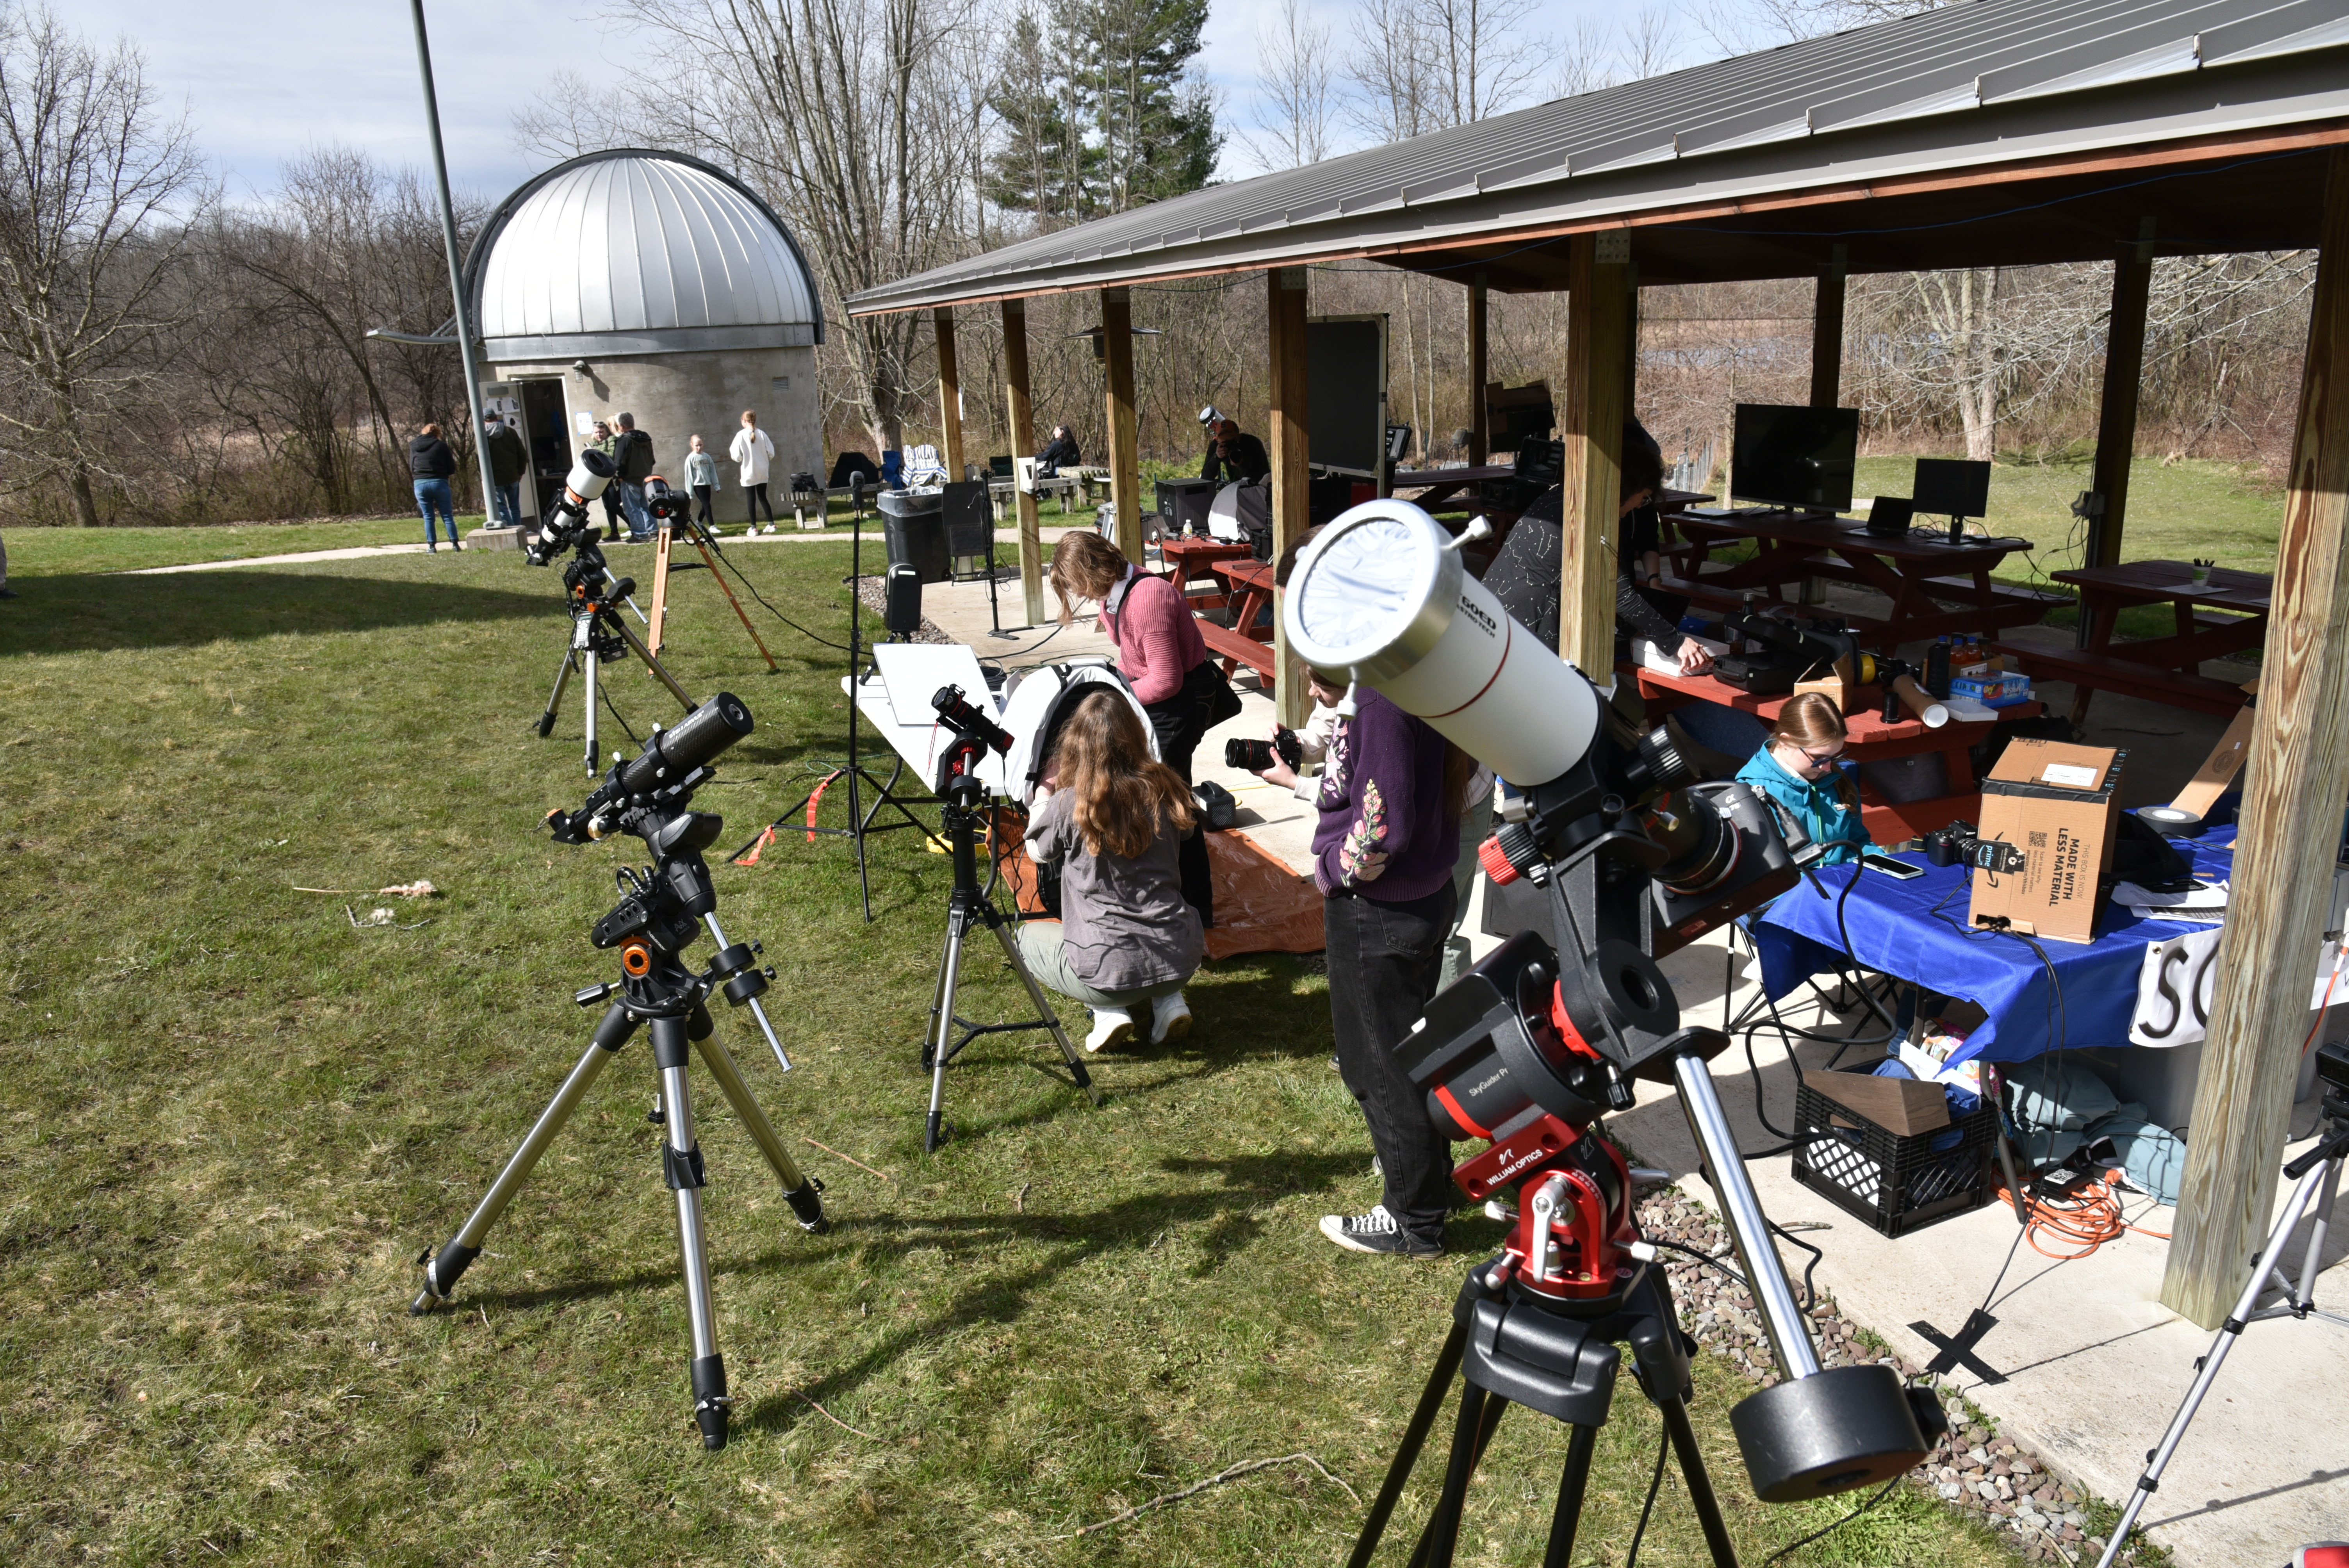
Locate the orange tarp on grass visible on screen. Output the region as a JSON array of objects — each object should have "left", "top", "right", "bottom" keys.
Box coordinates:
[{"left": 992, "top": 821, "right": 1324, "bottom": 958}]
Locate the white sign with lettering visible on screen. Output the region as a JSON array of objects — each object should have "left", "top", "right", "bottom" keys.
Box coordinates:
[{"left": 2131, "top": 928, "right": 2349, "bottom": 1048}]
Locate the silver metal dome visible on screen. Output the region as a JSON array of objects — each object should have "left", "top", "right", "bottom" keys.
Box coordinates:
[{"left": 470, "top": 149, "right": 822, "bottom": 359}]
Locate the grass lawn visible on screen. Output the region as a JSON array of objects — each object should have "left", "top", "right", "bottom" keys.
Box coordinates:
[
  {"left": 0, "top": 534, "right": 2019, "bottom": 1566},
  {"left": 5, "top": 515, "right": 456, "bottom": 577}
]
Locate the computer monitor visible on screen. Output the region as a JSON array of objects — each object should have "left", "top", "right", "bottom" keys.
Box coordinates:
[
  {"left": 1730, "top": 404, "right": 1859, "bottom": 512},
  {"left": 1913, "top": 458, "right": 1991, "bottom": 527}
]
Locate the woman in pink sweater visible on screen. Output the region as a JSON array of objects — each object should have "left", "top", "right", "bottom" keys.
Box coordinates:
[{"left": 1051, "top": 531, "right": 1238, "bottom": 924}]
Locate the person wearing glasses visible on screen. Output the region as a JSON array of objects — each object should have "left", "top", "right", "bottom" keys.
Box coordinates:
[{"left": 1734, "top": 693, "right": 1871, "bottom": 866}]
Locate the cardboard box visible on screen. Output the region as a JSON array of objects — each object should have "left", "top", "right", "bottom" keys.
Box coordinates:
[
  {"left": 1969, "top": 739, "right": 2125, "bottom": 943},
  {"left": 1793, "top": 655, "right": 1858, "bottom": 711},
  {"left": 1805, "top": 1063, "right": 1951, "bottom": 1137},
  {"left": 2168, "top": 704, "right": 2255, "bottom": 820}
]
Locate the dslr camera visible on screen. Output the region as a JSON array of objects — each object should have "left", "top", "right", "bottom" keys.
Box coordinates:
[
  {"left": 1924, "top": 819, "right": 2026, "bottom": 875},
  {"left": 1225, "top": 728, "right": 1303, "bottom": 773}
]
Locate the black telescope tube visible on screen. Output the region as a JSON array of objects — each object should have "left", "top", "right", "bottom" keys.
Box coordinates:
[{"left": 622, "top": 693, "right": 753, "bottom": 795}]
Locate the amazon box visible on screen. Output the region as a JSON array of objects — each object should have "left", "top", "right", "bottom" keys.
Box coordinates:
[{"left": 1969, "top": 739, "right": 2124, "bottom": 944}]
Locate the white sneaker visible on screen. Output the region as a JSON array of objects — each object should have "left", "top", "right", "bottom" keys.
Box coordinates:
[
  {"left": 1149, "top": 991, "right": 1192, "bottom": 1045},
  {"left": 1084, "top": 1007, "right": 1134, "bottom": 1053}
]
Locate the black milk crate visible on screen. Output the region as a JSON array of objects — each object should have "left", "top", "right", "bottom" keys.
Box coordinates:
[{"left": 1789, "top": 1072, "right": 1996, "bottom": 1238}]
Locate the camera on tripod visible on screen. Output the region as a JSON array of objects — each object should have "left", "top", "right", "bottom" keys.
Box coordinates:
[
  {"left": 1225, "top": 728, "right": 1303, "bottom": 773},
  {"left": 1923, "top": 818, "right": 2026, "bottom": 875}
]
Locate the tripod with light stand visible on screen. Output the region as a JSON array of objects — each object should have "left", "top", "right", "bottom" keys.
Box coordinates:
[
  {"left": 2093, "top": 1040, "right": 2349, "bottom": 1568},
  {"left": 1278, "top": 501, "right": 1950, "bottom": 1567},
  {"left": 409, "top": 695, "right": 828, "bottom": 1450},
  {"left": 731, "top": 471, "right": 935, "bottom": 921}
]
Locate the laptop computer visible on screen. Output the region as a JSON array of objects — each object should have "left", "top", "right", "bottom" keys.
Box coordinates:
[{"left": 1864, "top": 495, "right": 1916, "bottom": 537}]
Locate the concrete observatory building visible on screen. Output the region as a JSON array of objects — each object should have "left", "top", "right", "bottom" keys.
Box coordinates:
[{"left": 466, "top": 148, "right": 825, "bottom": 525}]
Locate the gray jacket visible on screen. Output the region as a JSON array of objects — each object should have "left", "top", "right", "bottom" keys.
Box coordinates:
[{"left": 1025, "top": 788, "right": 1202, "bottom": 992}]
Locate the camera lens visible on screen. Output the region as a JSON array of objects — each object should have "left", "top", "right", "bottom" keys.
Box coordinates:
[{"left": 1224, "top": 738, "right": 1276, "bottom": 771}]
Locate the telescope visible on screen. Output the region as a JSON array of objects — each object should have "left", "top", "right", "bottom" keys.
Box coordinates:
[{"left": 1283, "top": 502, "right": 1944, "bottom": 1560}]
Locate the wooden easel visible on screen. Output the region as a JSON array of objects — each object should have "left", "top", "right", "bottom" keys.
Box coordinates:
[{"left": 643, "top": 522, "right": 779, "bottom": 672}]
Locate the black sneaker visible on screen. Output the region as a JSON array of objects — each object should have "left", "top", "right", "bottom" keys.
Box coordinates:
[{"left": 1318, "top": 1205, "right": 1441, "bottom": 1258}]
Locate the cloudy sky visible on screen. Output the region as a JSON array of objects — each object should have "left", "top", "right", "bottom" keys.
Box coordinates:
[{"left": 65, "top": 0, "right": 1714, "bottom": 203}]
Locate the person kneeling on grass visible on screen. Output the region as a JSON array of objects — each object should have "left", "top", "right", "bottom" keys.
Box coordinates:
[{"left": 1020, "top": 691, "right": 1203, "bottom": 1053}]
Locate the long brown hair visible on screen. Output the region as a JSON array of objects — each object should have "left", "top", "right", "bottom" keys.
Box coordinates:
[
  {"left": 1050, "top": 532, "right": 1131, "bottom": 625},
  {"left": 1766, "top": 692, "right": 1855, "bottom": 807},
  {"left": 1054, "top": 691, "right": 1196, "bottom": 857}
]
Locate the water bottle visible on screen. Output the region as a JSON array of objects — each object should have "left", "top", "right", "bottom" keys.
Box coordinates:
[{"left": 1925, "top": 636, "right": 1952, "bottom": 699}]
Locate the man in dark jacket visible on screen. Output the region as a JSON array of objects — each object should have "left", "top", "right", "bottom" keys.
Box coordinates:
[
  {"left": 611, "top": 412, "right": 657, "bottom": 540},
  {"left": 1035, "top": 424, "right": 1081, "bottom": 477},
  {"left": 484, "top": 413, "right": 529, "bottom": 527},
  {"left": 408, "top": 423, "right": 462, "bottom": 552},
  {"left": 1201, "top": 418, "right": 1271, "bottom": 485}
]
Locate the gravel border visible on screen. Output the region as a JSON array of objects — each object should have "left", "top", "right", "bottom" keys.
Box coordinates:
[{"left": 1633, "top": 1186, "right": 2158, "bottom": 1566}]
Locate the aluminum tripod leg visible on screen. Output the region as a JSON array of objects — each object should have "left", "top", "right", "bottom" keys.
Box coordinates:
[
  {"left": 703, "top": 912, "right": 791, "bottom": 1073},
  {"left": 690, "top": 1026, "right": 829, "bottom": 1234},
  {"left": 537, "top": 644, "right": 577, "bottom": 738},
  {"left": 987, "top": 913, "right": 1098, "bottom": 1102},
  {"left": 648, "top": 1015, "right": 729, "bottom": 1449},
  {"left": 924, "top": 910, "right": 972, "bottom": 1153},
  {"left": 581, "top": 620, "right": 600, "bottom": 774},
  {"left": 410, "top": 1004, "right": 634, "bottom": 1311},
  {"left": 608, "top": 610, "right": 697, "bottom": 711},
  {"left": 2093, "top": 1151, "right": 2343, "bottom": 1568}
]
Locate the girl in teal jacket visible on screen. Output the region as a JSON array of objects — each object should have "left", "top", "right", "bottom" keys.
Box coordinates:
[{"left": 1733, "top": 692, "right": 1871, "bottom": 866}]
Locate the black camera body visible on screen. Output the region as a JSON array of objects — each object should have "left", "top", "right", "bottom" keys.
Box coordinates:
[
  {"left": 643, "top": 477, "right": 692, "bottom": 524},
  {"left": 1714, "top": 606, "right": 1868, "bottom": 694},
  {"left": 1923, "top": 819, "right": 2026, "bottom": 876},
  {"left": 1225, "top": 728, "right": 1303, "bottom": 773}
]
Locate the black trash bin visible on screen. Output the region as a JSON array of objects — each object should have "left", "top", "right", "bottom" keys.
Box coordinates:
[{"left": 879, "top": 488, "right": 951, "bottom": 584}]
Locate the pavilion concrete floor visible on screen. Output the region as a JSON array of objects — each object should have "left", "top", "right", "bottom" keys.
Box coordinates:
[{"left": 913, "top": 564, "right": 2349, "bottom": 1567}]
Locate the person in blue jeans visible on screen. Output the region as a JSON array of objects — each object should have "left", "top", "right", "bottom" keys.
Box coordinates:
[
  {"left": 1733, "top": 691, "right": 1870, "bottom": 865},
  {"left": 408, "top": 423, "right": 462, "bottom": 552}
]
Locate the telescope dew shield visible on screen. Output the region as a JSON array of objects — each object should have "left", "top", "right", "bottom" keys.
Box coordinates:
[
  {"left": 624, "top": 693, "right": 752, "bottom": 795},
  {"left": 565, "top": 447, "right": 617, "bottom": 505},
  {"left": 1283, "top": 501, "right": 1600, "bottom": 790}
]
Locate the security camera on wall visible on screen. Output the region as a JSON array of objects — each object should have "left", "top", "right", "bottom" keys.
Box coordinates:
[{"left": 570, "top": 359, "right": 592, "bottom": 377}]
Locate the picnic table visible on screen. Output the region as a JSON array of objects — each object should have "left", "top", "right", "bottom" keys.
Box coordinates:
[
  {"left": 1390, "top": 464, "right": 1513, "bottom": 508},
  {"left": 1159, "top": 535, "right": 1253, "bottom": 610},
  {"left": 1198, "top": 557, "right": 1277, "bottom": 683},
  {"left": 1664, "top": 508, "right": 2064, "bottom": 642},
  {"left": 1630, "top": 664, "right": 2041, "bottom": 844},
  {"left": 1993, "top": 559, "right": 2267, "bottom": 722}
]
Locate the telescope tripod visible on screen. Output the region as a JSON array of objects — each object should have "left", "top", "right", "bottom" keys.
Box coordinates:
[
  {"left": 920, "top": 796, "right": 1098, "bottom": 1152},
  {"left": 410, "top": 949, "right": 828, "bottom": 1450},
  {"left": 1350, "top": 1262, "right": 1741, "bottom": 1568},
  {"left": 537, "top": 556, "right": 697, "bottom": 774},
  {"left": 2094, "top": 1077, "right": 2349, "bottom": 1568}
]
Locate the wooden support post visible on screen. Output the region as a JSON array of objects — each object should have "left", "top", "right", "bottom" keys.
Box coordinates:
[
  {"left": 1000, "top": 298, "right": 1045, "bottom": 625},
  {"left": 2160, "top": 153, "right": 2349, "bottom": 1331},
  {"left": 1467, "top": 271, "right": 1489, "bottom": 466},
  {"left": 1809, "top": 246, "right": 1847, "bottom": 409},
  {"left": 2090, "top": 220, "right": 2156, "bottom": 569},
  {"left": 1622, "top": 267, "right": 1641, "bottom": 420},
  {"left": 1101, "top": 286, "right": 1143, "bottom": 565},
  {"left": 1560, "top": 231, "right": 1631, "bottom": 680},
  {"left": 933, "top": 306, "right": 965, "bottom": 479},
  {"left": 1267, "top": 267, "right": 1312, "bottom": 727}
]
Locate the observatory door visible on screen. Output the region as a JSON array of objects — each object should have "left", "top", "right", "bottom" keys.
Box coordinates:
[{"left": 515, "top": 377, "right": 573, "bottom": 526}]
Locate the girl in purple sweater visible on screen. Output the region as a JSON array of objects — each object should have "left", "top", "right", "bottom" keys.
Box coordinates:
[{"left": 1300, "top": 671, "right": 1469, "bottom": 1257}]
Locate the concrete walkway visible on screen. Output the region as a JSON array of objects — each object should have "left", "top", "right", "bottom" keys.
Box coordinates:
[{"left": 127, "top": 524, "right": 1083, "bottom": 577}]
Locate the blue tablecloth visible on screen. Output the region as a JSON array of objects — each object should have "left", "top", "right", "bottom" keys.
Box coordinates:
[{"left": 1751, "top": 832, "right": 2237, "bottom": 1066}]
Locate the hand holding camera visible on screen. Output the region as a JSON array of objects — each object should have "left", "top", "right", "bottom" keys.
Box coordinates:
[{"left": 1225, "top": 726, "right": 1303, "bottom": 788}]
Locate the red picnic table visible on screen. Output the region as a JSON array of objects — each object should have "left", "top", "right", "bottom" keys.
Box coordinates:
[
  {"left": 1663, "top": 507, "right": 2065, "bottom": 641},
  {"left": 1629, "top": 663, "right": 2040, "bottom": 844},
  {"left": 1158, "top": 534, "right": 1254, "bottom": 611},
  {"left": 1196, "top": 557, "right": 1277, "bottom": 684},
  {"left": 1993, "top": 559, "right": 2267, "bottom": 722}
]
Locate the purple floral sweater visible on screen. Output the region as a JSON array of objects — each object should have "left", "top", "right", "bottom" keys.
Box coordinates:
[{"left": 1310, "top": 689, "right": 1458, "bottom": 902}]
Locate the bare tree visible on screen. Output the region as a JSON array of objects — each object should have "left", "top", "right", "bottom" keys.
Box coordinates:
[
  {"left": 1418, "top": 0, "right": 1546, "bottom": 128},
  {"left": 0, "top": 4, "right": 211, "bottom": 526},
  {"left": 1240, "top": 0, "right": 1336, "bottom": 174},
  {"left": 1555, "top": 16, "right": 1620, "bottom": 100},
  {"left": 1618, "top": 7, "right": 1680, "bottom": 83}
]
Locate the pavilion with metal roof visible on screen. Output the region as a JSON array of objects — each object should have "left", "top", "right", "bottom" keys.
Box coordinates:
[{"left": 849, "top": 0, "right": 2349, "bottom": 1349}]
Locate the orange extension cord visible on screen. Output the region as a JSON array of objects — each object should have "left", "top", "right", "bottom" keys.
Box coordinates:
[{"left": 1992, "top": 1176, "right": 2171, "bottom": 1261}]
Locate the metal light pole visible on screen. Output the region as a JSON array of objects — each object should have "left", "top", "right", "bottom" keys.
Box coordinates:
[{"left": 408, "top": 0, "right": 501, "bottom": 535}]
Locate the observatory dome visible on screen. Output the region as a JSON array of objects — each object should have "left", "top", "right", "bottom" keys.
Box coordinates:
[{"left": 469, "top": 149, "right": 822, "bottom": 360}]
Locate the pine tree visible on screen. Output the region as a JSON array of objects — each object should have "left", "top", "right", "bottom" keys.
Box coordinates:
[{"left": 984, "top": 7, "right": 1095, "bottom": 221}]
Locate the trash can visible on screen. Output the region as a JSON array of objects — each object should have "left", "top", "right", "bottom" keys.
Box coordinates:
[{"left": 879, "top": 488, "right": 950, "bottom": 584}]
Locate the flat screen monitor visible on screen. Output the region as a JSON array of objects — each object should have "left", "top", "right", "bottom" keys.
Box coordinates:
[
  {"left": 1912, "top": 457, "right": 1991, "bottom": 519},
  {"left": 1731, "top": 404, "right": 1859, "bottom": 511}
]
